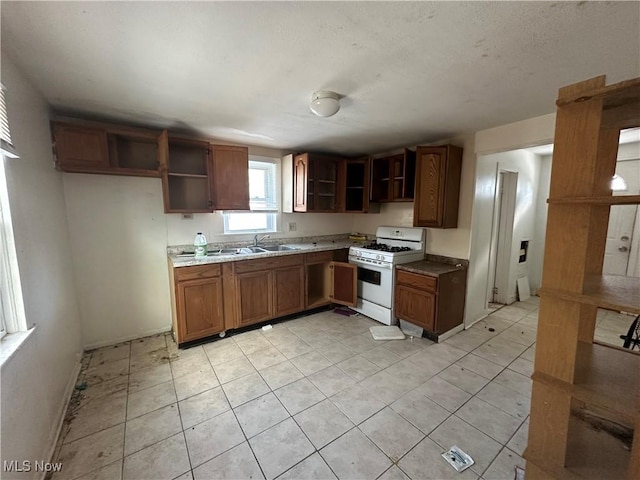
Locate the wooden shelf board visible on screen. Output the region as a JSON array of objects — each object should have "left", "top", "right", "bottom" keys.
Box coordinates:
[
  {"left": 346, "top": 186, "right": 364, "bottom": 190},
  {"left": 547, "top": 195, "right": 640, "bottom": 206},
  {"left": 166, "top": 208, "right": 212, "bottom": 213},
  {"left": 306, "top": 296, "right": 329, "bottom": 309},
  {"left": 539, "top": 274, "right": 640, "bottom": 315},
  {"left": 565, "top": 413, "right": 632, "bottom": 479},
  {"left": 532, "top": 341, "right": 639, "bottom": 427},
  {"left": 317, "top": 180, "right": 336, "bottom": 184},
  {"left": 522, "top": 453, "right": 581, "bottom": 480},
  {"left": 317, "top": 193, "right": 336, "bottom": 197},
  {"left": 556, "top": 77, "right": 640, "bottom": 107},
  {"left": 110, "top": 167, "right": 161, "bottom": 178},
  {"left": 168, "top": 172, "right": 208, "bottom": 179},
  {"left": 524, "top": 413, "right": 632, "bottom": 480}
]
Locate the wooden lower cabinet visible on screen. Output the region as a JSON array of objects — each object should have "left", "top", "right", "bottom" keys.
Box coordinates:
[
  {"left": 394, "top": 284, "right": 435, "bottom": 331},
  {"left": 305, "top": 250, "right": 356, "bottom": 309},
  {"left": 234, "top": 254, "right": 307, "bottom": 329},
  {"left": 273, "top": 265, "right": 305, "bottom": 317},
  {"left": 170, "top": 248, "right": 356, "bottom": 345},
  {"left": 236, "top": 264, "right": 305, "bottom": 327},
  {"left": 394, "top": 267, "right": 466, "bottom": 336},
  {"left": 170, "top": 263, "right": 226, "bottom": 345},
  {"left": 236, "top": 270, "right": 273, "bottom": 327},
  {"left": 177, "top": 278, "right": 224, "bottom": 342}
]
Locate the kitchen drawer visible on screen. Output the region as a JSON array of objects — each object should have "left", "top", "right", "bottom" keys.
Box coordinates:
[
  {"left": 396, "top": 269, "right": 437, "bottom": 292},
  {"left": 174, "top": 263, "right": 222, "bottom": 281},
  {"left": 304, "top": 250, "right": 334, "bottom": 264},
  {"left": 235, "top": 254, "right": 303, "bottom": 274}
]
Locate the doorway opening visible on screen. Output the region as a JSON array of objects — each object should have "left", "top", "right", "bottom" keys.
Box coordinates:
[{"left": 487, "top": 171, "right": 518, "bottom": 305}]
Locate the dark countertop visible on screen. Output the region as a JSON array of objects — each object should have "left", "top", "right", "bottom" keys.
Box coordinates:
[{"left": 396, "top": 260, "right": 466, "bottom": 277}]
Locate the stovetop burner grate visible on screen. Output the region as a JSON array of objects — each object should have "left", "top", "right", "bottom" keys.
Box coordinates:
[{"left": 363, "top": 242, "right": 412, "bottom": 253}]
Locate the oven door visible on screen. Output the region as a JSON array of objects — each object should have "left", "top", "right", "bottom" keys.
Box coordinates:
[{"left": 349, "top": 257, "right": 394, "bottom": 308}]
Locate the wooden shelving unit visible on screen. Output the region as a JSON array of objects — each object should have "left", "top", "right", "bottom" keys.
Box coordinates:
[
  {"left": 525, "top": 75, "right": 640, "bottom": 479},
  {"left": 370, "top": 148, "right": 416, "bottom": 202},
  {"left": 160, "top": 134, "right": 213, "bottom": 213}
]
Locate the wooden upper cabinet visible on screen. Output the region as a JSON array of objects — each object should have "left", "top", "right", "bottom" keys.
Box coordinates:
[
  {"left": 210, "top": 145, "right": 250, "bottom": 210},
  {"left": 343, "top": 157, "right": 379, "bottom": 213},
  {"left": 371, "top": 149, "right": 416, "bottom": 202},
  {"left": 293, "top": 153, "right": 341, "bottom": 212},
  {"left": 53, "top": 123, "right": 110, "bottom": 171},
  {"left": 52, "top": 120, "right": 162, "bottom": 177},
  {"left": 413, "top": 145, "right": 463, "bottom": 228},
  {"left": 294, "top": 154, "right": 308, "bottom": 212},
  {"left": 160, "top": 134, "right": 213, "bottom": 213}
]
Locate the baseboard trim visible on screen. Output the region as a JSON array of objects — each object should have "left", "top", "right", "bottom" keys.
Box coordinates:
[
  {"left": 83, "top": 326, "right": 171, "bottom": 351},
  {"left": 44, "top": 355, "right": 82, "bottom": 476},
  {"left": 464, "top": 311, "right": 489, "bottom": 329},
  {"left": 436, "top": 323, "right": 465, "bottom": 342}
]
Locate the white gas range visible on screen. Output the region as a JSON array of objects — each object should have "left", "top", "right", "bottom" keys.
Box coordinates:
[{"left": 348, "top": 226, "right": 426, "bottom": 325}]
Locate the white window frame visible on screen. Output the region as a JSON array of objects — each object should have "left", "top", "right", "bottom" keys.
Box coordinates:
[
  {"left": 0, "top": 83, "right": 26, "bottom": 340},
  {"left": 0, "top": 154, "right": 26, "bottom": 338},
  {"left": 223, "top": 157, "right": 279, "bottom": 235}
]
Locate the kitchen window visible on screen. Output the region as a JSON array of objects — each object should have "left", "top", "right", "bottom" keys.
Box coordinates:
[
  {"left": 0, "top": 83, "right": 26, "bottom": 345},
  {"left": 223, "top": 157, "right": 278, "bottom": 234}
]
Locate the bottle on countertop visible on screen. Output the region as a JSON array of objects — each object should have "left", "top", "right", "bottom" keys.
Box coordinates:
[{"left": 194, "top": 232, "right": 207, "bottom": 258}]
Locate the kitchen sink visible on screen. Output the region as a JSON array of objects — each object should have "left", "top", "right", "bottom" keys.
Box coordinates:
[
  {"left": 256, "top": 245, "right": 299, "bottom": 252},
  {"left": 176, "top": 245, "right": 298, "bottom": 258},
  {"left": 176, "top": 248, "right": 254, "bottom": 257}
]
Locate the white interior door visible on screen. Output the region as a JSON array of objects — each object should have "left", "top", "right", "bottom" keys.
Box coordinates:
[
  {"left": 603, "top": 204, "right": 636, "bottom": 275},
  {"left": 603, "top": 160, "right": 640, "bottom": 276},
  {"left": 491, "top": 171, "right": 518, "bottom": 304}
]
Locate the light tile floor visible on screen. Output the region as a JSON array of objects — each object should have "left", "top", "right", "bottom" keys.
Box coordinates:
[{"left": 50, "top": 296, "right": 635, "bottom": 480}]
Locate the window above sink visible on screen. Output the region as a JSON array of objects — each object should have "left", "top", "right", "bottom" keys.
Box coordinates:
[{"left": 224, "top": 157, "right": 278, "bottom": 234}]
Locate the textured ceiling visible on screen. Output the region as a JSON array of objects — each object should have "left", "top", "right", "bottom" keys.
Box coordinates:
[{"left": 2, "top": 1, "right": 639, "bottom": 156}]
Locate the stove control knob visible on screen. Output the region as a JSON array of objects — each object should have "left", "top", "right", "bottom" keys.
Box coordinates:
[{"left": 376, "top": 254, "right": 383, "bottom": 260}]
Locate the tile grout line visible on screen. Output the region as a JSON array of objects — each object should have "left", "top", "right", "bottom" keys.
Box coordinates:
[
  {"left": 166, "top": 334, "right": 195, "bottom": 480},
  {"left": 120, "top": 340, "right": 132, "bottom": 480}
]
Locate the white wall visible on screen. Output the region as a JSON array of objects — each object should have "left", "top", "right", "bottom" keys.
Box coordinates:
[
  {"left": 63, "top": 175, "right": 172, "bottom": 348},
  {"left": 1, "top": 55, "right": 83, "bottom": 478},
  {"left": 530, "top": 154, "right": 552, "bottom": 292},
  {"left": 351, "top": 203, "right": 413, "bottom": 235},
  {"left": 466, "top": 113, "right": 556, "bottom": 326},
  {"left": 165, "top": 210, "right": 355, "bottom": 246},
  {"left": 467, "top": 150, "right": 542, "bottom": 304}
]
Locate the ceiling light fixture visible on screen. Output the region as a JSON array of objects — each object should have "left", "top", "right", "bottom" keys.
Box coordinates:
[
  {"left": 611, "top": 174, "right": 628, "bottom": 192},
  {"left": 310, "top": 91, "right": 340, "bottom": 117}
]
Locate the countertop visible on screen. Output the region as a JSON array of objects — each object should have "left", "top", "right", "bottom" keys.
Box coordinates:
[
  {"left": 396, "top": 260, "right": 467, "bottom": 277},
  {"left": 169, "top": 240, "right": 358, "bottom": 267}
]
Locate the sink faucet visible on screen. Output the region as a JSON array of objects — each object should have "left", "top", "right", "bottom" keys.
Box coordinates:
[{"left": 253, "top": 234, "right": 270, "bottom": 247}]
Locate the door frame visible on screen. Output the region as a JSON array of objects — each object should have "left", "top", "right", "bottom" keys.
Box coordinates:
[{"left": 487, "top": 170, "right": 518, "bottom": 305}]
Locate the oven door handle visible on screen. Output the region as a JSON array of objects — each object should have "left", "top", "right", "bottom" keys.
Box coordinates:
[{"left": 348, "top": 258, "right": 393, "bottom": 270}]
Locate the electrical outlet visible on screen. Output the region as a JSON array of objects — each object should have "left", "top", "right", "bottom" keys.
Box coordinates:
[
  {"left": 182, "top": 214, "right": 193, "bottom": 220},
  {"left": 288, "top": 222, "right": 297, "bottom": 231}
]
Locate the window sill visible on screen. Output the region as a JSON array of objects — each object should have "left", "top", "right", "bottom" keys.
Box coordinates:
[{"left": 0, "top": 325, "right": 36, "bottom": 370}]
